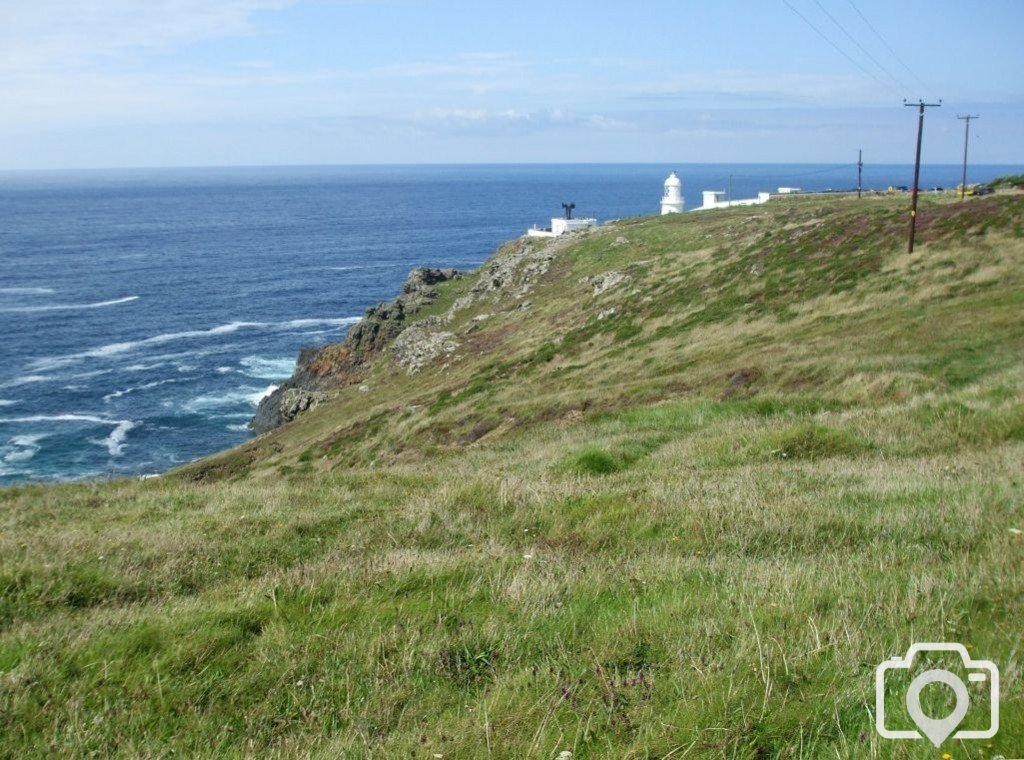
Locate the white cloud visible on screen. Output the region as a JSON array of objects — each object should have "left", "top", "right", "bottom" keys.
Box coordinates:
[
  {"left": 623, "top": 69, "right": 884, "bottom": 106},
  {"left": 394, "top": 107, "right": 636, "bottom": 136},
  {"left": 0, "top": 1, "right": 296, "bottom": 73}
]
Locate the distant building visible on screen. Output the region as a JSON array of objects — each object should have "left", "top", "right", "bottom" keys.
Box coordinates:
[
  {"left": 661, "top": 172, "right": 684, "bottom": 214},
  {"left": 777, "top": 187, "right": 803, "bottom": 194},
  {"left": 696, "top": 189, "right": 771, "bottom": 211},
  {"left": 526, "top": 204, "right": 597, "bottom": 238}
]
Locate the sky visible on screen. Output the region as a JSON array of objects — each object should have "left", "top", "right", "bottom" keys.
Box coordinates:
[{"left": 1, "top": 0, "right": 1022, "bottom": 170}]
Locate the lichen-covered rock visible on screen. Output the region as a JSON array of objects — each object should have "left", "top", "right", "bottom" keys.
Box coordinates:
[
  {"left": 391, "top": 328, "right": 459, "bottom": 374},
  {"left": 250, "top": 388, "right": 329, "bottom": 433},
  {"left": 581, "top": 270, "right": 629, "bottom": 296},
  {"left": 470, "top": 240, "right": 555, "bottom": 301}
]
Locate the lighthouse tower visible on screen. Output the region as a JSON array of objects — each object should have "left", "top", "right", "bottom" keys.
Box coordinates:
[{"left": 661, "top": 171, "right": 684, "bottom": 214}]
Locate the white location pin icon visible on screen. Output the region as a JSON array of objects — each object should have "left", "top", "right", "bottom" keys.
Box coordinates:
[{"left": 905, "top": 669, "right": 970, "bottom": 747}]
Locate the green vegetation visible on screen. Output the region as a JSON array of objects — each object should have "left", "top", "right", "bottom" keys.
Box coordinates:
[
  {"left": 990, "top": 174, "right": 1024, "bottom": 190},
  {"left": 2, "top": 191, "right": 1024, "bottom": 757}
]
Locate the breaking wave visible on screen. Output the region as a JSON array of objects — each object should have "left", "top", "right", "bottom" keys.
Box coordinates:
[
  {"left": 2, "top": 434, "right": 47, "bottom": 464},
  {"left": 103, "top": 377, "right": 197, "bottom": 403},
  {"left": 183, "top": 384, "right": 277, "bottom": 414},
  {"left": 28, "top": 317, "right": 359, "bottom": 371},
  {"left": 0, "top": 414, "right": 137, "bottom": 457},
  {"left": 94, "top": 420, "right": 136, "bottom": 457},
  {"left": 239, "top": 356, "right": 296, "bottom": 379},
  {"left": 0, "top": 296, "right": 139, "bottom": 314}
]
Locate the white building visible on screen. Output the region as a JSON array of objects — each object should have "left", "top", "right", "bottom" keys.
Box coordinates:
[
  {"left": 526, "top": 210, "right": 597, "bottom": 238},
  {"left": 696, "top": 189, "right": 771, "bottom": 211},
  {"left": 661, "top": 172, "right": 684, "bottom": 214}
]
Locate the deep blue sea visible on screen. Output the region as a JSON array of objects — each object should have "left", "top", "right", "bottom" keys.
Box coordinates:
[{"left": 2, "top": 162, "right": 1021, "bottom": 485}]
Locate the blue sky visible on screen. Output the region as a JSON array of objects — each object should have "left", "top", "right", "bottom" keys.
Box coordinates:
[{"left": 1, "top": 0, "right": 1021, "bottom": 169}]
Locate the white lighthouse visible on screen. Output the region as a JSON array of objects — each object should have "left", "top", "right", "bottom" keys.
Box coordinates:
[{"left": 661, "top": 171, "right": 684, "bottom": 215}]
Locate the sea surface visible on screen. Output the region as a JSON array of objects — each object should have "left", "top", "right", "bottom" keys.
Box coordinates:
[{"left": 2, "top": 162, "right": 1021, "bottom": 484}]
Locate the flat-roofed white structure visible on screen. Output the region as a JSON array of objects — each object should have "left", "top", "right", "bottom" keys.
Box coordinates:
[
  {"left": 696, "top": 190, "right": 771, "bottom": 211},
  {"left": 526, "top": 214, "right": 597, "bottom": 238}
]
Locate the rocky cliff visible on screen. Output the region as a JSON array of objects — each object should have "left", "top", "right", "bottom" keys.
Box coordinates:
[{"left": 250, "top": 266, "right": 463, "bottom": 433}]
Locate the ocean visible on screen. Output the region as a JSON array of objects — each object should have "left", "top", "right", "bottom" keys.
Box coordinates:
[{"left": 2, "top": 162, "right": 1021, "bottom": 485}]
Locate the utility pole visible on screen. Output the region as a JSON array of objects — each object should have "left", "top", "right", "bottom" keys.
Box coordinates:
[
  {"left": 905, "top": 99, "right": 941, "bottom": 254},
  {"left": 957, "top": 114, "right": 979, "bottom": 199},
  {"left": 857, "top": 149, "right": 863, "bottom": 198}
]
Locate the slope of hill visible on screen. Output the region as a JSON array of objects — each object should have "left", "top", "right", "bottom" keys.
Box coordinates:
[{"left": 2, "top": 192, "right": 1023, "bottom": 758}]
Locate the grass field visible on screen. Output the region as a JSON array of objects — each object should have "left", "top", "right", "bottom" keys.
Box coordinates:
[{"left": 2, "top": 191, "right": 1022, "bottom": 758}]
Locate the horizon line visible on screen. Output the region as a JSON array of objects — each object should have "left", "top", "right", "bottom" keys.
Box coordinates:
[{"left": 3, "top": 160, "right": 1023, "bottom": 175}]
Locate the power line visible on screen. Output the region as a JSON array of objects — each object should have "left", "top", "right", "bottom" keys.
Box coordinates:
[
  {"left": 845, "top": 0, "right": 934, "bottom": 96},
  {"left": 782, "top": 0, "right": 902, "bottom": 98},
  {"left": 812, "top": 0, "right": 910, "bottom": 95}
]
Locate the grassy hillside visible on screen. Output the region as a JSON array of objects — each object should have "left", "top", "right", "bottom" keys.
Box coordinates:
[{"left": 2, "top": 192, "right": 1023, "bottom": 758}]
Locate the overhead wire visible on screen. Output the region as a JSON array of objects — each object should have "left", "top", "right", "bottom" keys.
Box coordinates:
[
  {"left": 844, "top": 0, "right": 935, "bottom": 97},
  {"left": 811, "top": 0, "right": 910, "bottom": 96},
  {"left": 781, "top": 0, "right": 903, "bottom": 99}
]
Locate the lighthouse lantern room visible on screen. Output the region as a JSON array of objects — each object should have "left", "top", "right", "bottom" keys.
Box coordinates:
[{"left": 661, "top": 171, "right": 684, "bottom": 215}]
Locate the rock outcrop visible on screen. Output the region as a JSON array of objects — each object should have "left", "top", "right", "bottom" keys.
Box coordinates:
[
  {"left": 391, "top": 326, "right": 459, "bottom": 374},
  {"left": 250, "top": 267, "right": 462, "bottom": 433},
  {"left": 250, "top": 234, "right": 581, "bottom": 434}
]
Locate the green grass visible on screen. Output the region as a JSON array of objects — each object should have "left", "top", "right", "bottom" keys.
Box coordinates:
[{"left": 2, "top": 193, "right": 1024, "bottom": 757}]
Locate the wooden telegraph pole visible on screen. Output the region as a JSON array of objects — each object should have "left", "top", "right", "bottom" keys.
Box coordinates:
[
  {"left": 857, "top": 149, "right": 863, "bottom": 198},
  {"left": 957, "top": 114, "right": 979, "bottom": 199},
  {"left": 905, "top": 99, "right": 941, "bottom": 254}
]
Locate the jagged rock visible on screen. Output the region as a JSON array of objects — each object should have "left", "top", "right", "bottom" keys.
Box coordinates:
[
  {"left": 470, "top": 241, "right": 555, "bottom": 301},
  {"left": 581, "top": 271, "right": 629, "bottom": 296},
  {"left": 250, "top": 388, "right": 329, "bottom": 433},
  {"left": 391, "top": 327, "right": 459, "bottom": 374},
  {"left": 250, "top": 267, "right": 462, "bottom": 433}
]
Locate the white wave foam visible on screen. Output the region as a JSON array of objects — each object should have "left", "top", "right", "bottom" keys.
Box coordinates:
[
  {"left": 28, "top": 317, "right": 360, "bottom": 371},
  {"left": 0, "top": 413, "right": 116, "bottom": 425},
  {"left": 326, "top": 263, "right": 404, "bottom": 272},
  {"left": 0, "top": 413, "right": 136, "bottom": 457},
  {"left": 68, "top": 369, "right": 114, "bottom": 380},
  {"left": 0, "top": 287, "right": 54, "bottom": 295},
  {"left": 97, "top": 420, "right": 136, "bottom": 456},
  {"left": 183, "top": 384, "right": 275, "bottom": 413},
  {"left": 226, "top": 423, "right": 251, "bottom": 432},
  {"left": 280, "top": 318, "right": 359, "bottom": 329},
  {"left": 0, "top": 400, "right": 18, "bottom": 407},
  {"left": 239, "top": 356, "right": 296, "bottom": 379},
  {"left": 102, "top": 377, "right": 195, "bottom": 403},
  {"left": 250, "top": 384, "right": 279, "bottom": 405},
  {"left": 0, "top": 375, "right": 55, "bottom": 388},
  {"left": 0, "top": 296, "right": 139, "bottom": 314},
  {"left": 2, "top": 433, "right": 47, "bottom": 464}
]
